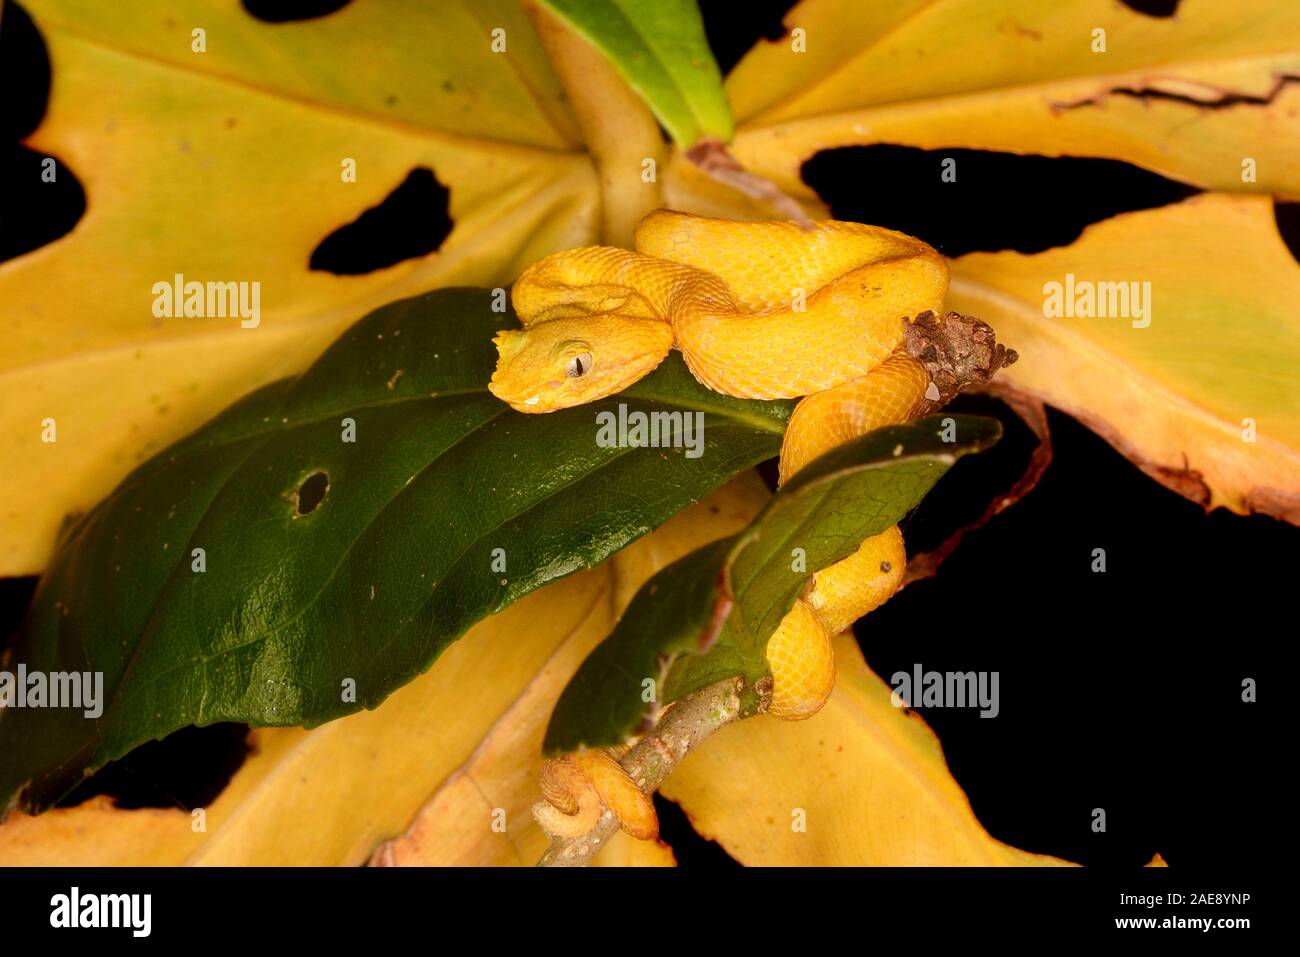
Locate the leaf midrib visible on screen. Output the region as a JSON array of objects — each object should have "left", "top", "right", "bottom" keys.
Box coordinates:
[{"left": 621, "top": 389, "right": 789, "bottom": 436}]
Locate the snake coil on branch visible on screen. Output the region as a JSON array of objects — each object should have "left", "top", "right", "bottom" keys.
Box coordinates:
[{"left": 488, "top": 211, "right": 1017, "bottom": 853}]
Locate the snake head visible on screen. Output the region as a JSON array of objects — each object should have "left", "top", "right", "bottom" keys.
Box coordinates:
[{"left": 488, "top": 317, "right": 674, "bottom": 413}]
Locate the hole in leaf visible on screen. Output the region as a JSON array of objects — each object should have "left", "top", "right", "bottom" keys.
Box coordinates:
[
  {"left": 802, "top": 145, "right": 1199, "bottom": 257},
  {"left": 242, "top": 0, "right": 353, "bottom": 23},
  {"left": 1119, "top": 0, "right": 1180, "bottom": 17},
  {"left": 0, "top": 145, "right": 87, "bottom": 263},
  {"left": 698, "top": 0, "right": 796, "bottom": 75},
  {"left": 1, "top": 1, "right": 50, "bottom": 139},
  {"left": 1274, "top": 201, "right": 1300, "bottom": 267},
  {"left": 293, "top": 471, "right": 330, "bottom": 515},
  {"left": 58, "top": 724, "right": 252, "bottom": 811},
  {"left": 653, "top": 795, "right": 740, "bottom": 867},
  {"left": 309, "top": 167, "right": 452, "bottom": 275},
  {"left": 0, "top": 577, "right": 38, "bottom": 654},
  {"left": 0, "top": 4, "right": 86, "bottom": 264}
]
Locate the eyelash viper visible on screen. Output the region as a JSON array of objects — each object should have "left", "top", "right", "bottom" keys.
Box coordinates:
[{"left": 489, "top": 211, "right": 1006, "bottom": 846}]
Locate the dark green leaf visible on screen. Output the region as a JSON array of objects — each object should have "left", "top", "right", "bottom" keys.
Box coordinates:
[
  {"left": 0, "top": 288, "right": 788, "bottom": 814},
  {"left": 541, "top": 536, "right": 737, "bottom": 754},
  {"left": 544, "top": 415, "right": 1002, "bottom": 752},
  {"left": 539, "top": 0, "right": 733, "bottom": 145}
]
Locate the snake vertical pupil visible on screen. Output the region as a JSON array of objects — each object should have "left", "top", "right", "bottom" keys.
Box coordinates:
[{"left": 566, "top": 352, "right": 592, "bottom": 378}]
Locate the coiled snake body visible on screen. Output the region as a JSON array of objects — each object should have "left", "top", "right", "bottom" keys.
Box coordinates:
[{"left": 491, "top": 211, "right": 977, "bottom": 844}]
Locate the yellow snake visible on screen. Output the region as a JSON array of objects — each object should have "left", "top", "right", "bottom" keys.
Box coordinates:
[{"left": 490, "top": 211, "right": 991, "bottom": 845}]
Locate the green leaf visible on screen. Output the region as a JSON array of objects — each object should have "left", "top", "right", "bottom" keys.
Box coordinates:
[
  {"left": 541, "top": 536, "right": 737, "bottom": 756},
  {"left": 538, "top": 0, "right": 734, "bottom": 145},
  {"left": 0, "top": 288, "right": 789, "bottom": 815},
  {"left": 544, "top": 415, "right": 1002, "bottom": 753}
]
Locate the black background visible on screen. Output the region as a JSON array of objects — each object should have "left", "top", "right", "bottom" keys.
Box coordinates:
[{"left": 0, "top": 0, "right": 1286, "bottom": 871}]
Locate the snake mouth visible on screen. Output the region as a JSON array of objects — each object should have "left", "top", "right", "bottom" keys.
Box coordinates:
[
  {"left": 486, "top": 359, "right": 572, "bottom": 415},
  {"left": 486, "top": 368, "right": 546, "bottom": 413},
  {"left": 488, "top": 329, "right": 546, "bottom": 411},
  {"left": 490, "top": 389, "right": 552, "bottom": 413},
  {"left": 488, "top": 350, "right": 666, "bottom": 414}
]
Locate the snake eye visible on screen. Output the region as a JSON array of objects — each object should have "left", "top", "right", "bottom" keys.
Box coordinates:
[{"left": 565, "top": 352, "right": 593, "bottom": 378}]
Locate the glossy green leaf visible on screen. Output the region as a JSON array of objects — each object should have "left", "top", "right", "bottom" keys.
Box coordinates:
[
  {"left": 0, "top": 288, "right": 790, "bottom": 815},
  {"left": 538, "top": 0, "right": 733, "bottom": 145},
  {"left": 542, "top": 536, "right": 736, "bottom": 755},
  {"left": 544, "top": 415, "right": 1002, "bottom": 752}
]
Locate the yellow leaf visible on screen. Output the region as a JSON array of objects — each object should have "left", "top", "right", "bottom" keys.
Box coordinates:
[
  {"left": 0, "top": 795, "right": 189, "bottom": 866},
  {"left": 723, "top": 0, "right": 1300, "bottom": 199},
  {"left": 949, "top": 193, "right": 1300, "bottom": 517},
  {"left": 1, "top": 0, "right": 599, "bottom": 574},
  {"left": 661, "top": 634, "right": 1073, "bottom": 866},
  {"left": 685, "top": 0, "right": 1300, "bottom": 518}
]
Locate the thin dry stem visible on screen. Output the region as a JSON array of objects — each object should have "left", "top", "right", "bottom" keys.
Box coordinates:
[{"left": 537, "top": 676, "right": 763, "bottom": 866}]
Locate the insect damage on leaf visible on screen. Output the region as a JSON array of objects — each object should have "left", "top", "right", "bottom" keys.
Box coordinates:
[
  {"left": 309, "top": 167, "right": 453, "bottom": 275},
  {"left": 242, "top": 0, "right": 354, "bottom": 24},
  {"left": 801, "top": 146, "right": 1200, "bottom": 257},
  {"left": 290, "top": 472, "right": 331, "bottom": 517},
  {"left": 0, "top": 4, "right": 86, "bottom": 265},
  {"left": 1052, "top": 74, "right": 1300, "bottom": 112}
]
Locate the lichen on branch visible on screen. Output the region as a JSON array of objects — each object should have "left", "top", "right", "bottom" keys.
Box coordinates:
[{"left": 905, "top": 310, "right": 1019, "bottom": 410}]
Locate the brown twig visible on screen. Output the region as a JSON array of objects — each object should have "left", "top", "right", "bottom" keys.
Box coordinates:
[
  {"left": 536, "top": 676, "right": 767, "bottom": 866},
  {"left": 903, "top": 381, "right": 1052, "bottom": 587}
]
